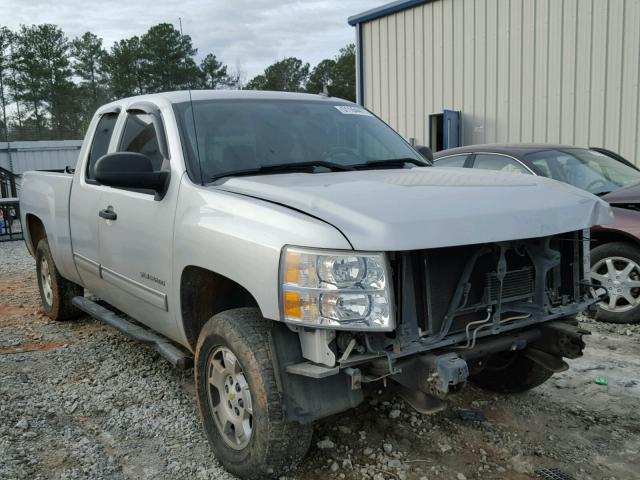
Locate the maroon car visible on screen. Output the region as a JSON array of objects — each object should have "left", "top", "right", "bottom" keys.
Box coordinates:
[{"left": 433, "top": 144, "right": 640, "bottom": 324}]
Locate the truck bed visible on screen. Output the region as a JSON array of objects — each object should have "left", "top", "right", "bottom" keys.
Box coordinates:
[{"left": 19, "top": 171, "right": 78, "bottom": 282}]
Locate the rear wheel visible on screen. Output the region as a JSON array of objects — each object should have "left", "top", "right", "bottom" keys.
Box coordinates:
[
  {"left": 195, "top": 308, "right": 312, "bottom": 479},
  {"left": 469, "top": 351, "right": 553, "bottom": 394},
  {"left": 35, "top": 239, "right": 83, "bottom": 321},
  {"left": 590, "top": 242, "right": 640, "bottom": 324}
]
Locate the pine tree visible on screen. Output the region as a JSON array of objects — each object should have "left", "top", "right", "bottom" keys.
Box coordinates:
[
  {"left": 103, "top": 37, "right": 145, "bottom": 98},
  {"left": 10, "top": 24, "right": 75, "bottom": 138},
  {"left": 139, "top": 23, "right": 199, "bottom": 92},
  {"left": 245, "top": 57, "right": 309, "bottom": 92},
  {"left": 200, "top": 53, "right": 236, "bottom": 89},
  {"left": 0, "top": 27, "right": 13, "bottom": 141}
]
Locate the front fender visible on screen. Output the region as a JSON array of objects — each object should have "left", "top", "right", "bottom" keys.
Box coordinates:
[{"left": 172, "top": 178, "right": 352, "bottom": 325}]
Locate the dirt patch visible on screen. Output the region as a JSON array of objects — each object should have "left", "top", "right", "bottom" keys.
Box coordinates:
[
  {"left": 0, "top": 339, "right": 66, "bottom": 354},
  {"left": 0, "top": 304, "right": 22, "bottom": 317}
]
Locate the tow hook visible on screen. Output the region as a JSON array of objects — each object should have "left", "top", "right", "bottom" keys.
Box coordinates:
[
  {"left": 390, "top": 352, "right": 470, "bottom": 414},
  {"left": 427, "top": 353, "right": 469, "bottom": 395}
]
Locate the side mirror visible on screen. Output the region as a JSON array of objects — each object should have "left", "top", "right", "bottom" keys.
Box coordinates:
[
  {"left": 414, "top": 145, "right": 434, "bottom": 162},
  {"left": 95, "top": 152, "right": 169, "bottom": 199}
]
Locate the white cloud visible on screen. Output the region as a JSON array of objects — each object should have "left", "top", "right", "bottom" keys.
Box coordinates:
[{"left": 1, "top": 0, "right": 383, "bottom": 78}]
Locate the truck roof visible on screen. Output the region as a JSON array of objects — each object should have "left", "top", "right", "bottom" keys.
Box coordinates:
[{"left": 98, "top": 90, "right": 352, "bottom": 112}]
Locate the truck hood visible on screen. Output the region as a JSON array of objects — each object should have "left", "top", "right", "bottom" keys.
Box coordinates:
[{"left": 216, "top": 167, "right": 614, "bottom": 251}]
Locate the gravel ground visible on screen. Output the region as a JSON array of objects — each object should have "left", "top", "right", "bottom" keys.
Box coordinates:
[{"left": 1, "top": 241, "right": 639, "bottom": 480}]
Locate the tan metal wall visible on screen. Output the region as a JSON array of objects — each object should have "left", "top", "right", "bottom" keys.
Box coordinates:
[{"left": 361, "top": 0, "right": 640, "bottom": 162}]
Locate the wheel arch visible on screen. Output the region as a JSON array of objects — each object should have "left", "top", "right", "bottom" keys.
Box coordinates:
[
  {"left": 179, "top": 265, "right": 262, "bottom": 350},
  {"left": 590, "top": 229, "right": 640, "bottom": 250},
  {"left": 25, "top": 213, "right": 47, "bottom": 255}
]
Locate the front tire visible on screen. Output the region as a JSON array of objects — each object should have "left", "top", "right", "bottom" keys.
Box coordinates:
[
  {"left": 469, "top": 351, "right": 553, "bottom": 394},
  {"left": 590, "top": 242, "right": 640, "bottom": 324},
  {"left": 35, "top": 239, "right": 83, "bottom": 321},
  {"left": 194, "top": 308, "right": 312, "bottom": 479}
]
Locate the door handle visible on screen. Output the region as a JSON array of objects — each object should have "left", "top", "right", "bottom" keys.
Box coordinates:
[{"left": 99, "top": 206, "right": 117, "bottom": 221}]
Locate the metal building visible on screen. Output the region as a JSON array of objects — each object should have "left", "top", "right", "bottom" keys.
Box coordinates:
[
  {"left": 349, "top": 0, "right": 640, "bottom": 162},
  {"left": 0, "top": 140, "right": 82, "bottom": 175}
]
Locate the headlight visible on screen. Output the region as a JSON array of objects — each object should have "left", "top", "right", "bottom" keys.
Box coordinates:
[{"left": 279, "top": 246, "right": 394, "bottom": 330}]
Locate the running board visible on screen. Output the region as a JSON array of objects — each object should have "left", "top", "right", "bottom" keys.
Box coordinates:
[{"left": 72, "top": 296, "right": 193, "bottom": 370}]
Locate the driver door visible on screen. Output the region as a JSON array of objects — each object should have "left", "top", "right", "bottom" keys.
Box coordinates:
[
  {"left": 69, "top": 110, "right": 119, "bottom": 294},
  {"left": 96, "top": 108, "right": 177, "bottom": 338}
]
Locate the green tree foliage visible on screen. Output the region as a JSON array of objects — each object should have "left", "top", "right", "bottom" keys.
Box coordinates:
[
  {"left": 307, "top": 44, "right": 355, "bottom": 101},
  {"left": 103, "top": 37, "right": 145, "bottom": 98},
  {"left": 139, "top": 23, "right": 199, "bottom": 92},
  {"left": 245, "top": 57, "right": 310, "bottom": 92},
  {"left": 71, "top": 32, "right": 108, "bottom": 106},
  {"left": 330, "top": 44, "right": 356, "bottom": 101},
  {"left": 307, "top": 59, "right": 336, "bottom": 95},
  {"left": 200, "top": 53, "right": 236, "bottom": 89},
  {"left": 102, "top": 24, "right": 201, "bottom": 96},
  {"left": 9, "top": 24, "right": 76, "bottom": 138},
  {"left": 0, "top": 27, "right": 13, "bottom": 140}
]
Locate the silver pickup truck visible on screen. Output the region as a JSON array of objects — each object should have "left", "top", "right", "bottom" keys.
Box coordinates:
[{"left": 20, "top": 90, "right": 612, "bottom": 479}]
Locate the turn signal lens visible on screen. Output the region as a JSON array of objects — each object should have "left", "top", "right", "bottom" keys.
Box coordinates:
[
  {"left": 282, "top": 290, "right": 320, "bottom": 323},
  {"left": 283, "top": 291, "right": 301, "bottom": 318}
]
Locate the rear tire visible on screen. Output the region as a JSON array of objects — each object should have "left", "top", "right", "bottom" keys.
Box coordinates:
[
  {"left": 35, "top": 239, "right": 83, "bottom": 321},
  {"left": 590, "top": 242, "right": 640, "bottom": 324},
  {"left": 469, "top": 351, "right": 553, "bottom": 394},
  {"left": 194, "top": 308, "right": 312, "bottom": 479}
]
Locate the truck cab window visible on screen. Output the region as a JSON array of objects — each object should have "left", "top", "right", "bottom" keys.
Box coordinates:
[
  {"left": 86, "top": 112, "right": 118, "bottom": 180},
  {"left": 119, "top": 113, "right": 164, "bottom": 170}
]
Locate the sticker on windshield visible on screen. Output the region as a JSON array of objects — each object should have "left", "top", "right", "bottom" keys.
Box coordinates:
[{"left": 334, "top": 105, "right": 372, "bottom": 116}]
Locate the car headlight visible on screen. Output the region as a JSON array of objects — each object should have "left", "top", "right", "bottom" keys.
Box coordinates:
[{"left": 279, "top": 246, "right": 394, "bottom": 330}]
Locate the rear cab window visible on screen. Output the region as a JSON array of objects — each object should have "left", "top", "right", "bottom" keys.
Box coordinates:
[{"left": 86, "top": 112, "right": 119, "bottom": 181}]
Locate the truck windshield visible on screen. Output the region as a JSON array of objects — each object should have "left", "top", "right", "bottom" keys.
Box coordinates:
[{"left": 173, "top": 99, "right": 424, "bottom": 183}]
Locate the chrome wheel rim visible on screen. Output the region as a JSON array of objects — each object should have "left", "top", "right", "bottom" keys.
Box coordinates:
[
  {"left": 40, "top": 256, "right": 53, "bottom": 307},
  {"left": 206, "top": 347, "right": 253, "bottom": 450},
  {"left": 591, "top": 256, "right": 640, "bottom": 313}
]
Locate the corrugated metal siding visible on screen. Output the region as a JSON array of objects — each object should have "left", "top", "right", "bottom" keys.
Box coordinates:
[
  {"left": 361, "top": 0, "right": 640, "bottom": 163},
  {"left": 0, "top": 140, "right": 82, "bottom": 175}
]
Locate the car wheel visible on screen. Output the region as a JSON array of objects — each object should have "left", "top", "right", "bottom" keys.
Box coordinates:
[
  {"left": 468, "top": 350, "right": 553, "bottom": 394},
  {"left": 590, "top": 242, "right": 640, "bottom": 324},
  {"left": 194, "top": 308, "right": 312, "bottom": 479},
  {"left": 35, "top": 239, "right": 83, "bottom": 321}
]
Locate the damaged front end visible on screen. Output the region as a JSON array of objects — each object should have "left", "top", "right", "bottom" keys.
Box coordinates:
[{"left": 275, "top": 230, "right": 597, "bottom": 422}]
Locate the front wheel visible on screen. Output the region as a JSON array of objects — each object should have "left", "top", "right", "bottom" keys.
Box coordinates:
[
  {"left": 194, "top": 308, "right": 312, "bottom": 479},
  {"left": 469, "top": 351, "right": 553, "bottom": 394},
  {"left": 589, "top": 242, "right": 640, "bottom": 324},
  {"left": 35, "top": 239, "right": 83, "bottom": 321}
]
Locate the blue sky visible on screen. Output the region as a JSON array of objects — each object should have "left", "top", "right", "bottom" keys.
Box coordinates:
[{"left": 2, "top": 0, "right": 383, "bottom": 80}]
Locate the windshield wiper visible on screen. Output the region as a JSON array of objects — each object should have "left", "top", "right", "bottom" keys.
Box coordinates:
[
  {"left": 209, "top": 160, "right": 354, "bottom": 182},
  {"left": 353, "top": 157, "right": 431, "bottom": 170}
]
